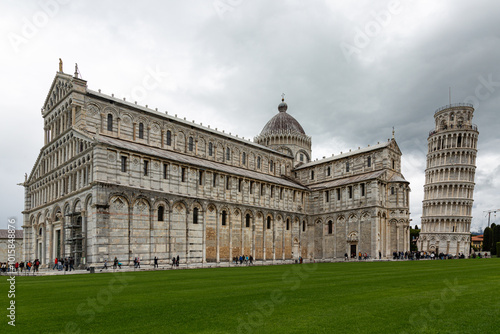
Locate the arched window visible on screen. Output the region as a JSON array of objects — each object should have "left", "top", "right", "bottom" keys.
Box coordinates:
[
  {"left": 346, "top": 162, "right": 350, "bottom": 172},
  {"left": 267, "top": 216, "right": 271, "bottom": 229},
  {"left": 158, "top": 206, "right": 164, "bottom": 222},
  {"left": 188, "top": 137, "right": 194, "bottom": 151},
  {"left": 311, "top": 170, "right": 314, "bottom": 180},
  {"left": 138, "top": 123, "right": 144, "bottom": 139},
  {"left": 166, "top": 130, "right": 172, "bottom": 146},
  {"left": 242, "top": 152, "right": 246, "bottom": 165},
  {"left": 208, "top": 142, "right": 213, "bottom": 156},
  {"left": 270, "top": 160, "right": 274, "bottom": 172},
  {"left": 193, "top": 207, "right": 198, "bottom": 224},
  {"left": 245, "top": 214, "right": 250, "bottom": 228},
  {"left": 367, "top": 156, "right": 372, "bottom": 167},
  {"left": 300, "top": 154, "right": 304, "bottom": 162},
  {"left": 328, "top": 220, "right": 333, "bottom": 234},
  {"left": 302, "top": 221, "right": 306, "bottom": 232},
  {"left": 226, "top": 147, "right": 231, "bottom": 161},
  {"left": 107, "top": 114, "right": 113, "bottom": 131},
  {"left": 327, "top": 166, "right": 331, "bottom": 176},
  {"left": 286, "top": 219, "right": 290, "bottom": 231},
  {"left": 257, "top": 157, "right": 261, "bottom": 169},
  {"left": 221, "top": 210, "right": 227, "bottom": 226}
]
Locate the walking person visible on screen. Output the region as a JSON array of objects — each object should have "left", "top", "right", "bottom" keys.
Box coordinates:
[
  {"left": 53, "top": 258, "right": 58, "bottom": 270},
  {"left": 171, "top": 256, "right": 176, "bottom": 268},
  {"left": 69, "top": 257, "right": 74, "bottom": 271},
  {"left": 102, "top": 260, "right": 108, "bottom": 270},
  {"left": 154, "top": 256, "right": 158, "bottom": 269},
  {"left": 176, "top": 255, "right": 179, "bottom": 267}
]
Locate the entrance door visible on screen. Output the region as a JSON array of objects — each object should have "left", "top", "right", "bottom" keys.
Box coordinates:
[
  {"left": 56, "top": 230, "right": 61, "bottom": 259},
  {"left": 350, "top": 244, "right": 356, "bottom": 258}
]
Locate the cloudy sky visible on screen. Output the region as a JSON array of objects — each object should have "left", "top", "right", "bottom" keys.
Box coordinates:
[{"left": 1, "top": 0, "right": 499, "bottom": 232}]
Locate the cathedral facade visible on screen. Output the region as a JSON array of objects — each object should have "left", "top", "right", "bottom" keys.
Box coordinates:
[{"left": 22, "top": 66, "right": 411, "bottom": 267}]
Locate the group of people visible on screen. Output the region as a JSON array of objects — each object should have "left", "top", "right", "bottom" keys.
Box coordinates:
[
  {"left": 0, "top": 259, "right": 40, "bottom": 273},
  {"left": 171, "top": 255, "right": 180, "bottom": 267},
  {"left": 232, "top": 255, "right": 254, "bottom": 265},
  {"left": 52, "top": 257, "right": 75, "bottom": 271}
]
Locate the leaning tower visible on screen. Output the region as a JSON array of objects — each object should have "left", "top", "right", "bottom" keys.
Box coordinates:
[{"left": 419, "top": 103, "right": 479, "bottom": 256}]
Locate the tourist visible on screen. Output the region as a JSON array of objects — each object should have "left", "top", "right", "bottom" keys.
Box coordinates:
[
  {"left": 379, "top": 251, "right": 381, "bottom": 260},
  {"left": 154, "top": 256, "right": 158, "bottom": 269},
  {"left": 102, "top": 260, "right": 108, "bottom": 270},
  {"left": 69, "top": 257, "right": 75, "bottom": 271},
  {"left": 26, "top": 261, "right": 31, "bottom": 272},
  {"left": 176, "top": 255, "right": 179, "bottom": 267},
  {"left": 35, "top": 259, "right": 40, "bottom": 272},
  {"left": 249, "top": 255, "right": 253, "bottom": 265},
  {"left": 172, "top": 256, "right": 176, "bottom": 268},
  {"left": 113, "top": 257, "right": 118, "bottom": 269},
  {"left": 137, "top": 257, "right": 141, "bottom": 268},
  {"left": 53, "top": 258, "right": 58, "bottom": 270},
  {"left": 19, "top": 261, "right": 24, "bottom": 272},
  {"left": 59, "top": 258, "right": 64, "bottom": 270}
]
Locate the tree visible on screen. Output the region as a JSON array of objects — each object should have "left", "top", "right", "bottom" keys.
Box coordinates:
[
  {"left": 497, "top": 242, "right": 500, "bottom": 258},
  {"left": 414, "top": 224, "right": 419, "bottom": 230},
  {"left": 483, "top": 227, "right": 493, "bottom": 252},
  {"left": 492, "top": 225, "right": 500, "bottom": 255},
  {"left": 410, "top": 227, "right": 420, "bottom": 252}
]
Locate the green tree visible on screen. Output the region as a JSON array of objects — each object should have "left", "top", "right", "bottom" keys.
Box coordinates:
[
  {"left": 410, "top": 228, "right": 420, "bottom": 252},
  {"left": 492, "top": 225, "right": 500, "bottom": 255},
  {"left": 483, "top": 227, "right": 493, "bottom": 252},
  {"left": 497, "top": 242, "right": 500, "bottom": 258}
]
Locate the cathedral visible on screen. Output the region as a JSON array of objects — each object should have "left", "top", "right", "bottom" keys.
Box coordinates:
[{"left": 22, "top": 63, "right": 411, "bottom": 267}]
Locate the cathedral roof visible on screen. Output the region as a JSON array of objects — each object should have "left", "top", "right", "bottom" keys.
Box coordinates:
[
  {"left": 259, "top": 99, "right": 306, "bottom": 136},
  {"left": 95, "top": 134, "right": 309, "bottom": 190}
]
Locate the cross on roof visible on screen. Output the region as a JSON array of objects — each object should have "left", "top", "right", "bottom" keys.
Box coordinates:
[{"left": 281, "top": 93, "right": 285, "bottom": 101}]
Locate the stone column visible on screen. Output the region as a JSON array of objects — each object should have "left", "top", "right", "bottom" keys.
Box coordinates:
[
  {"left": 185, "top": 208, "right": 189, "bottom": 264},
  {"left": 47, "top": 219, "right": 53, "bottom": 265},
  {"left": 202, "top": 208, "right": 206, "bottom": 264},
  {"left": 80, "top": 210, "right": 87, "bottom": 266},
  {"left": 216, "top": 210, "right": 220, "bottom": 263},
  {"left": 251, "top": 216, "right": 256, "bottom": 260},
  {"left": 132, "top": 123, "right": 137, "bottom": 141},
  {"left": 117, "top": 117, "right": 121, "bottom": 137}
]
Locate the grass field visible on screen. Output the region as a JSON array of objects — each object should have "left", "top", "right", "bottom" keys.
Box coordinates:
[{"left": 1, "top": 258, "right": 499, "bottom": 333}]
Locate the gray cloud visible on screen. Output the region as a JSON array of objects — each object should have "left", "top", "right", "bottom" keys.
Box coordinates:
[{"left": 1, "top": 0, "right": 499, "bottom": 233}]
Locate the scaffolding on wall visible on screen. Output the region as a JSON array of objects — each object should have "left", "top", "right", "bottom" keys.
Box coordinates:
[{"left": 65, "top": 212, "right": 83, "bottom": 267}]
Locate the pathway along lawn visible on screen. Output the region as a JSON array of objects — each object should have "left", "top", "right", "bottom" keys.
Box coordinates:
[{"left": 2, "top": 258, "right": 499, "bottom": 333}]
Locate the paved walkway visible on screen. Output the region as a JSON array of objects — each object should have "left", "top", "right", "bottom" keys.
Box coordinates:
[{"left": 0, "top": 258, "right": 407, "bottom": 277}]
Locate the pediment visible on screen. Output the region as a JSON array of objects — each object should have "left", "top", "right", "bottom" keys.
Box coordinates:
[
  {"left": 389, "top": 139, "right": 402, "bottom": 155},
  {"left": 43, "top": 72, "right": 74, "bottom": 114},
  {"left": 26, "top": 129, "right": 94, "bottom": 184}
]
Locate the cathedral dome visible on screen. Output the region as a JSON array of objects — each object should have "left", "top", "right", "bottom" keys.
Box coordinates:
[{"left": 260, "top": 99, "right": 306, "bottom": 136}]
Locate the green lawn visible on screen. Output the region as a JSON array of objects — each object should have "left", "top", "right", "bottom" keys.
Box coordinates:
[{"left": 1, "top": 259, "right": 499, "bottom": 333}]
